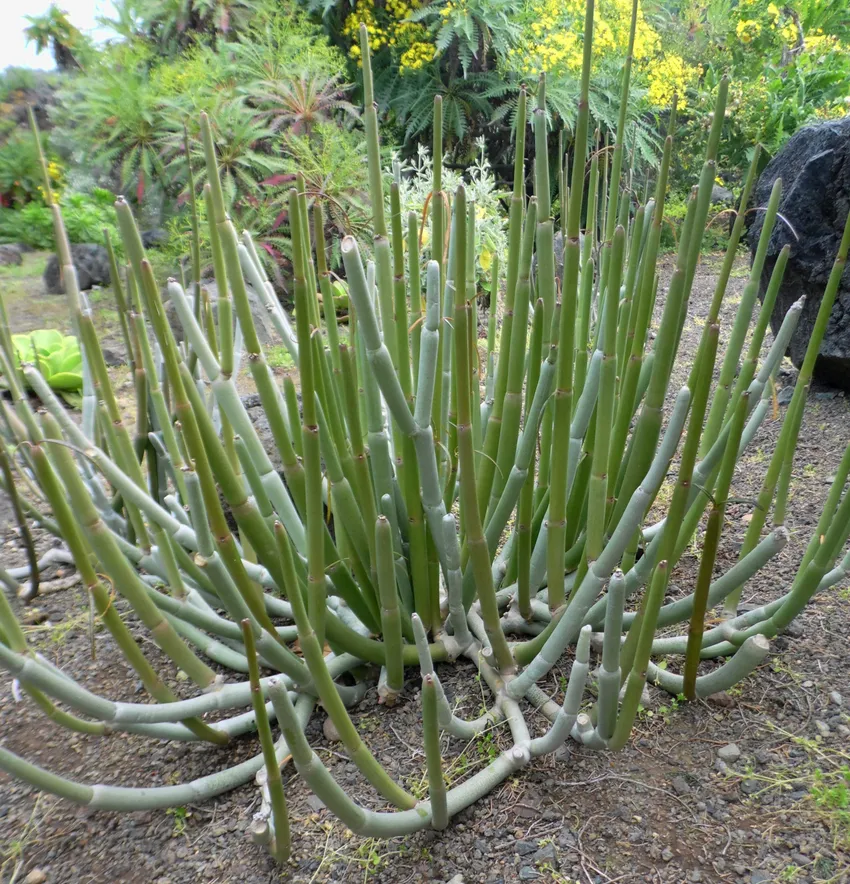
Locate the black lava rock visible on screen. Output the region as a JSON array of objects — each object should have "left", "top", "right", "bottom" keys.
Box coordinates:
[
  {"left": 748, "top": 116, "right": 850, "bottom": 390},
  {"left": 43, "top": 243, "right": 111, "bottom": 294}
]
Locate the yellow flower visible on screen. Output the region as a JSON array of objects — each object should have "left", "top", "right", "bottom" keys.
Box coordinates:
[
  {"left": 400, "top": 40, "right": 436, "bottom": 72},
  {"left": 781, "top": 20, "right": 797, "bottom": 43},
  {"left": 646, "top": 53, "right": 698, "bottom": 110},
  {"left": 736, "top": 19, "right": 761, "bottom": 44},
  {"left": 479, "top": 248, "right": 493, "bottom": 272}
]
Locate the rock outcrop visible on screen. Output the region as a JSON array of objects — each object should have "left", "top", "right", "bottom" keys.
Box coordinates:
[{"left": 748, "top": 116, "right": 850, "bottom": 389}]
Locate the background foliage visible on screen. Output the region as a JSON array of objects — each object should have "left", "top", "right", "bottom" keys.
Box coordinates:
[{"left": 0, "top": 0, "right": 848, "bottom": 282}]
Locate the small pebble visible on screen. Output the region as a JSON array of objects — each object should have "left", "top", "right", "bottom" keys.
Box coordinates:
[
  {"left": 741, "top": 779, "right": 760, "bottom": 795},
  {"left": 815, "top": 720, "right": 831, "bottom": 737},
  {"left": 661, "top": 847, "right": 674, "bottom": 862},
  {"left": 707, "top": 692, "right": 735, "bottom": 708},
  {"left": 322, "top": 717, "right": 341, "bottom": 742},
  {"left": 829, "top": 691, "right": 843, "bottom": 706},
  {"left": 306, "top": 795, "right": 325, "bottom": 813},
  {"left": 783, "top": 620, "right": 804, "bottom": 638},
  {"left": 671, "top": 775, "right": 691, "bottom": 796},
  {"left": 717, "top": 743, "right": 741, "bottom": 763},
  {"left": 22, "top": 608, "right": 48, "bottom": 625},
  {"left": 23, "top": 872, "right": 47, "bottom": 884},
  {"left": 532, "top": 844, "right": 557, "bottom": 865}
]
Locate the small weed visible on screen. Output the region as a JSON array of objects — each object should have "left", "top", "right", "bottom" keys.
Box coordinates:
[
  {"left": 657, "top": 693, "right": 685, "bottom": 723},
  {"left": 811, "top": 765, "right": 850, "bottom": 824},
  {"left": 166, "top": 805, "right": 190, "bottom": 836},
  {"left": 747, "top": 447, "right": 766, "bottom": 465},
  {"left": 311, "top": 829, "right": 404, "bottom": 883},
  {"left": 536, "top": 861, "right": 578, "bottom": 883},
  {"left": 354, "top": 839, "right": 385, "bottom": 877},
  {"left": 0, "top": 260, "right": 44, "bottom": 281},
  {"left": 266, "top": 345, "right": 295, "bottom": 370},
  {"left": 0, "top": 794, "right": 52, "bottom": 883},
  {"left": 358, "top": 715, "right": 380, "bottom": 734},
  {"left": 770, "top": 658, "right": 804, "bottom": 684},
  {"left": 476, "top": 729, "right": 499, "bottom": 764},
  {"left": 23, "top": 603, "right": 100, "bottom": 647},
  {"left": 87, "top": 287, "right": 110, "bottom": 305},
  {"left": 731, "top": 725, "right": 850, "bottom": 864}
]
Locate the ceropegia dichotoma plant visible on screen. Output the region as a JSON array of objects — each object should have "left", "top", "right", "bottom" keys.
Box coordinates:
[{"left": 1, "top": 0, "right": 850, "bottom": 863}]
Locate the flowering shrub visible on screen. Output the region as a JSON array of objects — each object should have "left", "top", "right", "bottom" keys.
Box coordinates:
[
  {"left": 660, "top": 0, "right": 850, "bottom": 177},
  {"left": 342, "top": 0, "right": 434, "bottom": 72},
  {"left": 509, "top": 0, "right": 700, "bottom": 111}
]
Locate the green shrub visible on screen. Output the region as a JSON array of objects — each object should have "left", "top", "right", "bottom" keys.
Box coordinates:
[
  {"left": 660, "top": 192, "right": 731, "bottom": 253},
  {"left": 0, "top": 188, "right": 119, "bottom": 250},
  {"left": 159, "top": 121, "right": 370, "bottom": 280},
  {"left": 0, "top": 132, "right": 61, "bottom": 207}
]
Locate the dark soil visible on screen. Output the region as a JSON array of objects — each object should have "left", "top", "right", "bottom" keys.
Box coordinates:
[{"left": 1, "top": 255, "right": 849, "bottom": 884}]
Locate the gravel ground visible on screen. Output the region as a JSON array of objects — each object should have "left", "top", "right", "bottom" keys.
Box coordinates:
[{"left": 1, "top": 255, "right": 848, "bottom": 884}]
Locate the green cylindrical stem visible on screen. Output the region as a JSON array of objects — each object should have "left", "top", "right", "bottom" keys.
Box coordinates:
[
  {"left": 376, "top": 516, "right": 404, "bottom": 703},
  {"left": 290, "top": 188, "right": 326, "bottom": 645},
  {"left": 453, "top": 186, "right": 514, "bottom": 672},
  {"left": 586, "top": 226, "right": 625, "bottom": 563},
  {"left": 546, "top": 0, "right": 595, "bottom": 609},
  {"left": 700, "top": 179, "right": 782, "bottom": 455},
  {"left": 728, "top": 206, "right": 850, "bottom": 613},
  {"left": 241, "top": 620, "right": 290, "bottom": 862},
  {"left": 476, "top": 89, "right": 527, "bottom": 515},
  {"left": 274, "top": 523, "right": 415, "bottom": 809},
  {"left": 422, "top": 673, "right": 448, "bottom": 829},
  {"left": 517, "top": 300, "right": 545, "bottom": 619},
  {"left": 683, "top": 392, "right": 749, "bottom": 699},
  {"left": 490, "top": 199, "right": 537, "bottom": 514},
  {"left": 409, "top": 211, "right": 423, "bottom": 388}
]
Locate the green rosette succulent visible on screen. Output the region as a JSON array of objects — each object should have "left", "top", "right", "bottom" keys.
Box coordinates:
[{"left": 6, "top": 329, "right": 83, "bottom": 406}]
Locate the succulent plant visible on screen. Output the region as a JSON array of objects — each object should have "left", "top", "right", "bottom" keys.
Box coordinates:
[
  {"left": 3, "top": 329, "right": 83, "bottom": 406},
  {"left": 1, "top": 0, "right": 849, "bottom": 866}
]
